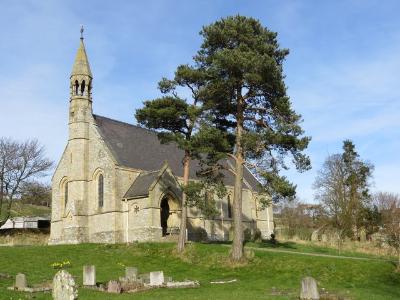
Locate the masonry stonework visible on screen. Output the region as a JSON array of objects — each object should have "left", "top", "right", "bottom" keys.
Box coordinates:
[{"left": 49, "top": 33, "right": 274, "bottom": 245}]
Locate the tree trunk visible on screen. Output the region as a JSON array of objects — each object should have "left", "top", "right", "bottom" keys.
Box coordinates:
[
  {"left": 231, "top": 94, "right": 244, "bottom": 262},
  {"left": 177, "top": 151, "right": 190, "bottom": 253}
]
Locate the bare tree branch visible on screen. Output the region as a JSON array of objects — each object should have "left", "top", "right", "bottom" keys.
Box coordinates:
[{"left": 0, "top": 138, "right": 53, "bottom": 226}]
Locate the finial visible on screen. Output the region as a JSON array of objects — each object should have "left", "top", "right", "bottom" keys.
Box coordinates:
[{"left": 80, "top": 25, "right": 84, "bottom": 40}]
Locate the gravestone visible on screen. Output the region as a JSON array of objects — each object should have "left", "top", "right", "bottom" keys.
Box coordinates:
[
  {"left": 166, "top": 280, "right": 200, "bottom": 288},
  {"left": 321, "top": 234, "right": 328, "bottom": 243},
  {"left": 15, "top": 273, "right": 27, "bottom": 290},
  {"left": 359, "top": 229, "right": 367, "bottom": 243},
  {"left": 150, "top": 271, "right": 164, "bottom": 286},
  {"left": 311, "top": 230, "right": 319, "bottom": 242},
  {"left": 140, "top": 273, "right": 150, "bottom": 284},
  {"left": 83, "top": 265, "right": 96, "bottom": 286},
  {"left": 125, "top": 267, "right": 138, "bottom": 281},
  {"left": 300, "top": 277, "right": 319, "bottom": 300},
  {"left": 52, "top": 270, "right": 78, "bottom": 300},
  {"left": 107, "top": 280, "right": 122, "bottom": 293}
]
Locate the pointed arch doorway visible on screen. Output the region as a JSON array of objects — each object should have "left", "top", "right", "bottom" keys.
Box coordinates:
[
  {"left": 160, "top": 197, "right": 170, "bottom": 236},
  {"left": 160, "top": 194, "right": 181, "bottom": 236}
]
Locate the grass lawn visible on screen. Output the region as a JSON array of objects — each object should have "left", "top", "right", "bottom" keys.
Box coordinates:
[
  {"left": 0, "top": 242, "right": 399, "bottom": 300},
  {"left": 246, "top": 240, "right": 396, "bottom": 260},
  {"left": 1, "top": 202, "right": 51, "bottom": 219}
]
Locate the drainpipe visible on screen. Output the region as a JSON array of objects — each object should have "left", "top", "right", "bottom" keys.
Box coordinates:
[{"left": 124, "top": 199, "right": 129, "bottom": 244}]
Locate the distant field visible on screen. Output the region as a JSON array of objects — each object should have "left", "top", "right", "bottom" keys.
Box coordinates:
[
  {"left": 1, "top": 202, "right": 51, "bottom": 219},
  {"left": 0, "top": 242, "right": 399, "bottom": 299}
]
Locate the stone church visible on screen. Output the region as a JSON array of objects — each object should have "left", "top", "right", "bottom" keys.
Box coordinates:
[{"left": 49, "top": 34, "right": 274, "bottom": 245}]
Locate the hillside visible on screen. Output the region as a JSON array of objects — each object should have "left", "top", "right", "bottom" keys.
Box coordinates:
[
  {"left": 1, "top": 202, "right": 51, "bottom": 219},
  {"left": 0, "top": 242, "right": 399, "bottom": 299}
]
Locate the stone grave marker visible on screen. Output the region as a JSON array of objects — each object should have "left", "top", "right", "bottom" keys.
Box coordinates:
[
  {"left": 107, "top": 280, "right": 122, "bottom": 293},
  {"left": 321, "top": 234, "right": 328, "bottom": 243},
  {"left": 140, "top": 273, "right": 150, "bottom": 284},
  {"left": 150, "top": 271, "right": 164, "bottom": 286},
  {"left": 83, "top": 265, "right": 96, "bottom": 286},
  {"left": 125, "top": 267, "right": 138, "bottom": 281},
  {"left": 311, "top": 230, "right": 319, "bottom": 242},
  {"left": 52, "top": 270, "right": 78, "bottom": 300},
  {"left": 300, "top": 277, "right": 320, "bottom": 300},
  {"left": 15, "top": 273, "right": 27, "bottom": 290},
  {"left": 359, "top": 229, "right": 367, "bottom": 243}
]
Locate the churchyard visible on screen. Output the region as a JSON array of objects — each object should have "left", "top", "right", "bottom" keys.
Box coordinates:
[{"left": 0, "top": 242, "right": 399, "bottom": 299}]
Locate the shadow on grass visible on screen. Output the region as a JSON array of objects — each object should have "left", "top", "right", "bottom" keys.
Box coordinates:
[
  {"left": 199, "top": 240, "right": 232, "bottom": 245},
  {"left": 204, "top": 239, "right": 298, "bottom": 250},
  {"left": 249, "top": 240, "right": 298, "bottom": 250}
]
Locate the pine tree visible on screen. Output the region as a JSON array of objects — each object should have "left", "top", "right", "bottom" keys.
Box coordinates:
[
  {"left": 135, "top": 65, "right": 229, "bottom": 252},
  {"left": 195, "top": 16, "right": 311, "bottom": 261}
]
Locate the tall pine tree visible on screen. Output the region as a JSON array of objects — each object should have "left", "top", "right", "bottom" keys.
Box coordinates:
[
  {"left": 196, "top": 16, "right": 311, "bottom": 261},
  {"left": 136, "top": 65, "right": 229, "bottom": 252}
]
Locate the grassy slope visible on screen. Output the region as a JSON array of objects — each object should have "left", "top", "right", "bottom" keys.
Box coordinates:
[
  {"left": 1, "top": 202, "right": 50, "bottom": 219},
  {"left": 0, "top": 243, "right": 399, "bottom": 300},
  {"left": 246, "top": 240, "right": 396, "bottom": 260}
]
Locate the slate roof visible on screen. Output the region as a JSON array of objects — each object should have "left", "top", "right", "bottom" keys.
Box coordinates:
[
  {"left": 94, "top": 114, "right": 261, "bottom": 191},
  {"left": 123, "top": 171, "right": 159, "bottom": 199}
]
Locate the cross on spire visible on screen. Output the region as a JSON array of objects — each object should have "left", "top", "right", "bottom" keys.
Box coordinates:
[{"left": 71, "top": 25, "right": 92, "bottom": 78}]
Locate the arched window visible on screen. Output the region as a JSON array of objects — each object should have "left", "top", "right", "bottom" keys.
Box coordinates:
[
  {"left": 98, "top": 174, "right": 104, "bottom": 208},
  {"left": 227, "top": 195, "right": 232, "bottom": 218},
  {"left": 88, "top": 80, "right": 92, "bottom": 96},
  {"left": 74, "top": 80, "right": 79, "bottom": 95},
  {"left": 64, "top": 181, "right": 68, "bottom": 208},
  {"left": 81, "top": 80, "right": 86, "bottom": 96}
]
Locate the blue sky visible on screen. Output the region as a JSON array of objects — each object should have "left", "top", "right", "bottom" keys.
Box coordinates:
[{"left": 0, "top": 0, "right": 399, "bottom": 201}]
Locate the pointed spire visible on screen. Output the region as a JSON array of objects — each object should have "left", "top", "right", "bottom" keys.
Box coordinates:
[{"left": 71, "top": 26, "right": 92, "bottom": 78}]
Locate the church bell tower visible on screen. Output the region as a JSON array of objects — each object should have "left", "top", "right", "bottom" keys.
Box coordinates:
[
  {"left": 64, "top": 26, "right": 92, "bottom": 243},
  {"left": 69, "top": 26, "right": 93, "bottom": 129}
]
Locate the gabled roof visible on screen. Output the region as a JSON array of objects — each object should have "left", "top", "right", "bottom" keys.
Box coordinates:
[
  {"left": 94, "top": 114, "right": 261, "bottom": 191},
  {"left": 123, "top": 170, "right": 159, "bottom": 199},
  {"left": 123, "top": 163, "right": 182, "bottom": 199}
]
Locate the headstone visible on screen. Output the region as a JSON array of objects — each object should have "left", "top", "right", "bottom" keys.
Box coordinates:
[
  {"left": 359, "top": 229, "right": 367, "bottom": 243},
  {"left": 333, "top": 232, "right": 341, "bottom": 242},
  {"left": 107, "top": 280, "right": 122, "bottom": 294},
  {"left": 300, "top": 277, "right": 320, "bottom": 300},
  {"left": 52, "top": 270, "right": 78, "bottom": 300},
  {"left": 140, "top": 273, "right": 150, "bottom": 284},
  {"left": 125, "top": 267, "right": 138, "bottom": 281},
  {"left": 166, "top": 280, "right": 200, "bottom": 288},
  {"left": 311, "top": 231, "right": 319, "bottom": 242},
  {"left": 83, "top": 265, "right": 96, "bottom": 286},
  {"left": 149, "top": 271, "right": 164, "bottom": 286},
  {"left": 321, "top": 234, "right": 328, "bottom": 243},
  {"left": 15, "top": 273, "right": 27, "bottom": 290}
]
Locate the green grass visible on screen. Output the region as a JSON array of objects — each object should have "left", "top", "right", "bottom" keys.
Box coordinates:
[
  {"left": 245, "top": 240, "right": 395, "bottom": 260},
  {"left": 1, "top": 201, "right": 51, "bottom": 219},
  {"left": 0, "top": 242, "right": 399, "bottom": 300}
]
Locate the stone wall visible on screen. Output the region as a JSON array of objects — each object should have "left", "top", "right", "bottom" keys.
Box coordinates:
[{"left": 50, "top": 114, "right": 274, "bottom": 245}]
